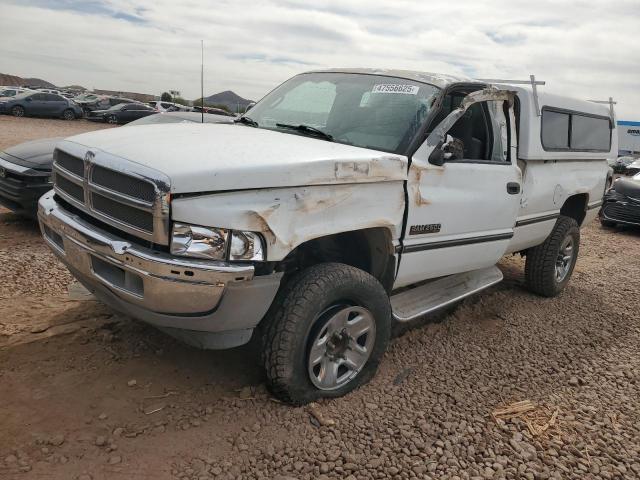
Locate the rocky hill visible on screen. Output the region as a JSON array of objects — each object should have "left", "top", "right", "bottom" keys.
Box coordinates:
[
  {"left": 204, "top": 90, "right": 253, "bottom": 111},
  {"left": 0, "top": 73, "right": 57, "bottom": 88}
]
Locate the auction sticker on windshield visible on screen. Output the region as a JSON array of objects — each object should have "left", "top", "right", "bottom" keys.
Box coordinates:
[{"left": 372, "top": 84, "right": 419, "bottom": 95}]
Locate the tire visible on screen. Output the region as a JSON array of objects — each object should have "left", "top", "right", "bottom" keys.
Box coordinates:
[
  {"left": 524, "top": 215, "right": 580, "bottom": 297},
  {"left": 262, "top": 263, "right": 391, "bottom": 405},
  {"left": 11, "top": 106, "right": 25, "bottom": 117},
  {"left": 107, "top": 115, "right": 118, "bottom": 124},
  {"left": 62, "top": 109, "right": 75, "bottom": 120}
]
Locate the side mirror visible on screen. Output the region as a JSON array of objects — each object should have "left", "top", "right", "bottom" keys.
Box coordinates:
[
  {"left": 25, "top": 97, "right": 32, "bottom": 102},
  {"left": 245, "top": 102, "right": 255, "bottom": 112},
  {"left": 428, "top": 145, "right": 445, "bottom": 166},
  {"left": 428, "top": 135, "right": 463, "bottom": 166}
]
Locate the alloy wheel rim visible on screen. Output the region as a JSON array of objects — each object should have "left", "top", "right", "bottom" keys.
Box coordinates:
[
  {"left": 14, "top": 107, "right": 24, "bottom": 117},
  {"left": 555, "top": 235, "right": 575, "bottom": 282},
  {"left": 307, "top": 305, "right": 376, "bottom": 391},
  {"left": 108, "top": 116, "right": 117, "bottom": 124}
]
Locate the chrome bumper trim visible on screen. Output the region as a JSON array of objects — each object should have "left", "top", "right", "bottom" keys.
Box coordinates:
[{"left": 38, "top": 192, "right": 254, "bottom": 316}]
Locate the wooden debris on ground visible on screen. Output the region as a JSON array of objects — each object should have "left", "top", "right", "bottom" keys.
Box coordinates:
[
  {"left": 308, "top": 402, "right": 335, "bottom": 427},
  {"left": 492, "top": 400, "right": 560, "bottom": 437}
]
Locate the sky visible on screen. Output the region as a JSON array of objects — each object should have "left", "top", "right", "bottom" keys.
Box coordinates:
[{"left": 0, "top": 0, "right": 638, "bottom": 118}]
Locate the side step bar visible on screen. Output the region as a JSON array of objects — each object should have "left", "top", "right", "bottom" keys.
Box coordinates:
[{"left": 391, "top": 266, "right": 503, "bottom": 322}]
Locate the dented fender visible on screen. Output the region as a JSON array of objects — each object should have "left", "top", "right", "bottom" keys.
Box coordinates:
[{"left": 171, "top": 182, "right": 406, "bottom": 261}]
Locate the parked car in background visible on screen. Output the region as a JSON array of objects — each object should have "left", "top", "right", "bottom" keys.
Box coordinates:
[
  {"left": 0, "top": 87, "right": 33, "bottom": 98},
  {"left": 36, "top": 88, "right": 62, "bottom": 95},
  {"left": 192, "top": 105, "right": 236, "bottom": 117},
  {"left": 128, "top": 111, "right": 236, "bottom": 125},
  {"left": 624, "top": 159, "right": 640, "bottom": 176},
  {"left": 600, "top": 174, "right": 640, "bottom": 228},
  {"left": 0, "top": 137, "right": 58, "bottom": 216},
  {"left": 76, "top": 95, "right": 137, "bottom": 114},
  {"left": 148, "top": 101, "right": 191, "bottom": 112},
  {"left": 0, "top": 92, "right": 82, "bottom": 120},
  {"left": 610, "top": 156, "right": 636, "bottom": 174},
  {"left": 86, "top": 102, "right": 156, "bottom": 124}
]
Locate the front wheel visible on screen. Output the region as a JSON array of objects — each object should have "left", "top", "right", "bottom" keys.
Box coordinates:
[
  {"left": 107, "top": 115, "right": 118, "bottom": 124},
  {"left": 525, "top": 215, "right": 580, "bottom": 297},
  {"left": 262, "top": 263, "right": 391, "bottom": 405},
  {"left": 11, "top": 106, "right": 25, "bottom": 117},
  {"left": 62, "top": 109, "right": 75, "bottom": 120}
]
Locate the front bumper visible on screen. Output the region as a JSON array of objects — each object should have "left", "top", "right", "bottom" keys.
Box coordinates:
[
  {"left": 38, "top": 192, "right": 282, "bottom": 348},
  {"left": 0, "top": 156, "right": 51, "bottom": 215},
  {"left": 601, "top": 198, "right": 640, "bottom": 226}
]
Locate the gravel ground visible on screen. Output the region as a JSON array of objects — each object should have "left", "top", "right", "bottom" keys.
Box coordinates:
[{"left": 0, "top": 117, "right": 639, "bottom": 480}]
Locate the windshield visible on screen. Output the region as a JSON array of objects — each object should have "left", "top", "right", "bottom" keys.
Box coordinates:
[{"left": 246, "top": 72, "right": 440, "bottom": 154}]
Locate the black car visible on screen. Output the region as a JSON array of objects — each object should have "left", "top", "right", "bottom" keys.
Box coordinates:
[
  {"left": 128, "top": 111, "right": 236, "bottom": 125},
  {"left": 0, "top": 92, "right": 83, "bottom": 120},
  {"left": 86, "top": 102, "right": 156, "bottom": 124},
  {"left": 600, "top": 175, "right": 640, "bottom": 228},
  {"left": 0, "top": 113, "right": 234, "bottom": 216},
  {"left": 0, "top": 138, "right": 59, "bottom": 216}
]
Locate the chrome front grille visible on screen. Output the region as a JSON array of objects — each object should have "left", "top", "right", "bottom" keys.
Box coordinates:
[
  {"left": 91, "top": 192, "right": 155, "bottom": 231},
  {"left": 52, "top": 147, "right": 170, "bottom": 244},
  {"left": 91, "top": 165, "right": 156, "bottom": 202},
  {"left": 56, "top": 150, "right": 84, "bottom": 177},
  {"left": 54, "top": 172, "right": 84, "bottom": 202}
]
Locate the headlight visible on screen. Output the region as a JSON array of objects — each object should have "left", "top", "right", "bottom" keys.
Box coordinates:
[
  {"left": 230, "top": 231, "right": 264, "bottom": 261},
  {"left": 171, "top": 223, "right": 228, "bottom": 260},
  {"left": 170, "top": 223, "right": 265, "bottom": 261}
]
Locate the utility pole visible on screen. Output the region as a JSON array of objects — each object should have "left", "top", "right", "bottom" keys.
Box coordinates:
[{"left": 201, "top": 40, "right": 204, "bottom": 123}]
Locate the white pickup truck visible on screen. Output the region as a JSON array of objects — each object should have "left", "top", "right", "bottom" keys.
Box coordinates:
[{"left": 38, "top": 69, "right": 616, "bottom": 404}]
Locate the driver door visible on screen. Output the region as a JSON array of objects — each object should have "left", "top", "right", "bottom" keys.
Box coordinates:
[{"left": 395, "top": 89, "right": 522, "bottom": 288}]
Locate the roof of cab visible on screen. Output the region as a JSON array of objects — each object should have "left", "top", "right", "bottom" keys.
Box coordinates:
[
  {"left": 308, "top": 68, "right": 474, "bottom": 89},
  {"left": 310, "top": 69, "right": 613, "bottom": 118}
]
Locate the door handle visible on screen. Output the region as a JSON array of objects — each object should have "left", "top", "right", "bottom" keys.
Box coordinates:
[{"left": 506, "top": 182, "right": 521, "bottom": 195}]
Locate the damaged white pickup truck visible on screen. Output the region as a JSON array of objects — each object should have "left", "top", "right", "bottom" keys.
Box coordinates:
[{"left": 39, "top": 69, "right": 616, "bottom": 404}]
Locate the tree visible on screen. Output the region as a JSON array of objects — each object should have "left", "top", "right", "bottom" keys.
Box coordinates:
[
  {"left": 172, "top": 97, "right": 190, "bottom": 106},
  {"left": 160, "top": 92, "right": 172, "bottom": 102}
]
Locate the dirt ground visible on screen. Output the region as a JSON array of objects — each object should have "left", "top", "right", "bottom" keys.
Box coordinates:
[{"left": 1, "top": 117, "right": 639, "bottom": 480}]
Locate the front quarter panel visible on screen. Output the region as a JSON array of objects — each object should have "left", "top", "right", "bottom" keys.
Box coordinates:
[{"left": 171, "top": 182, "right": 405, "bottom": 261}]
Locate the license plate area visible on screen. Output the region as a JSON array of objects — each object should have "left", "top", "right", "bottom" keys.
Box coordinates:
[{"left": 91, "top": 255, "right": 144, "bottom": 298}]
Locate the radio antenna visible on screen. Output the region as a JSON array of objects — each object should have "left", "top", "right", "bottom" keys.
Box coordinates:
[{"left": 201, "top": 40, "right": 204, "bottom": 123}]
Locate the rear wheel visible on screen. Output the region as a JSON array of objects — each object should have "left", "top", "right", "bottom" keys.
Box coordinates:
[
  {"left": 525, "top": 215, "right": 580, "bottom": 297},
  {"left": 262, "top": 263, "right": 391, "bottom": 405},
  {"left": 11, "top": 106, "right": 25, "bottom": 117},
  {"left": 62, "top": 109, "right": 75, "bottom": 120}
]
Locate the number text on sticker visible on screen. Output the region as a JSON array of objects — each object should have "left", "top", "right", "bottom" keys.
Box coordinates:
[{"left": 372, "top": 84, "right": 419, "bottom": 95}]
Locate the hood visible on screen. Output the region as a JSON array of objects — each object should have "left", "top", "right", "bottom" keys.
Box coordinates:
[
  {"left": 2, "top": 137, "right": 62, "bottom": 169},
  {"left": 612, "top": 177, "right": 640, "bottom": 199},
  {"left": 61, "top": 123, "right": 408, "bottom": 193}
]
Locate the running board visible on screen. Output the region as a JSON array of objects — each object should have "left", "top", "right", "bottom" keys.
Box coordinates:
[{"left": 391, "top": 266, "right": 503, "bottom": 322}]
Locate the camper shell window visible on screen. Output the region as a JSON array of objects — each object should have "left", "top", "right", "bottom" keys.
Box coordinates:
[{"left": 541, "top": 107, "right": 611, "bottom": 152}]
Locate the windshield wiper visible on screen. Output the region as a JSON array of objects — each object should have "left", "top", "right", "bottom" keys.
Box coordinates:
[
  {"left": 275, "top": 123, "right": 333, "bottom": 142},
  {"left": 234, "top": 116, "right": 259, "bottom": 127}
]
